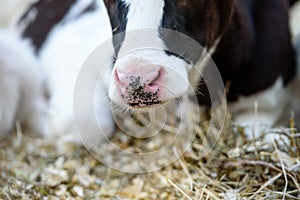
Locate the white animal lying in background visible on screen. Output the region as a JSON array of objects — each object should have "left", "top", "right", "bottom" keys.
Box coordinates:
[
  {"left": 0, "top": 28, "right": 48, "bottom": 137},
  {"left": 0, "top": 0, "right": 115, "bottom": 145}
]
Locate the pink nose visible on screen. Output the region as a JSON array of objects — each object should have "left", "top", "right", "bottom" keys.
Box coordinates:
[{"left": 114, "top": 65, "right": 164, "bottom": 107}]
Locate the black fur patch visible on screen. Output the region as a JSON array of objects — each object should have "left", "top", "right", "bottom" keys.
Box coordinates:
[
  {"left": 20, "top": 0, "right": 78, "bottom": 53},
  {"left": 161, "top": 0, "right": 185, "bottom": 32},
  {"left": 198, "top": 0, "right": 296, "bottom": 104},
  {"left": 20, "top": 0, "right": 98, "bottom": 53},
  {"left": 104, "top": 0, "right": 129, "bottom": 55}
]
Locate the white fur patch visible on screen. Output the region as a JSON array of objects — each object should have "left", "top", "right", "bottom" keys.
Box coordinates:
[
  {"left": 39, "top": 2, "right": 115, "bottom": 145},
  {"left": 290, "top": 1, "right": 300, "bottom": 39},
  {"left": 0, "top": 0, "right": 37, "bottom": 29},
  {"left": 124, "top": 0, "right": 165, "bottom": 30},
  {"left": 0, "top": 28, "right": 48, "bottom": 137},
  {"left": 229, "top": 78, "right": 290, "bottom": 138},
  {"left": 62, "top": 0, "right": 96, "bottom": 23},
  {"left": 119, "top": 0, "right": 166, "bottom": 53}
]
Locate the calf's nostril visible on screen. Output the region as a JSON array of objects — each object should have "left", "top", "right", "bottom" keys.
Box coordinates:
[
  {"left": 114, "top": 69, "right": 126, "bottom": 85},
  {"left": 114, "top": 70, "right": 120, "bottom": 82},
  {"left": 114, "top": 66, "right": 165, "bottom": 96},
  {"left": 147, "top": 68, "right": 164, "bottom": 91},
  {"left": 151, "top": 70, "right": 161, "bottom": 83},
  {"left": 149, "top": 68, "right": 163, "bottom": 83}
]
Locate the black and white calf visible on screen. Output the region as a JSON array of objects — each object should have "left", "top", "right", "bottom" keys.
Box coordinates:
[
  {"left": 0, "top": 0, "right": 298, "bottom": 144},
  {"left": 104, "top": 0, "right": 297, "bottom": 128}
]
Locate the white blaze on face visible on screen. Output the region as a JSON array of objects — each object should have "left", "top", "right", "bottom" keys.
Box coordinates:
[
  {"left": 109, "top": 0, "right": 190, "bottom": 107},
  {"left": 124, "top": 0, "right": 165, "bottom": 30}
]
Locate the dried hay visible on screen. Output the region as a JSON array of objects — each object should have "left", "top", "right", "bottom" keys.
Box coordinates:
[{"left": 0, "top": 106, "right": 299, "bottom": 200}]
